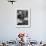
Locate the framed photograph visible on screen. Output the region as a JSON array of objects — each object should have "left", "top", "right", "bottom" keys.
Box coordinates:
[{"left": 16, "top": 8, "right": 31, "bottom": 28}]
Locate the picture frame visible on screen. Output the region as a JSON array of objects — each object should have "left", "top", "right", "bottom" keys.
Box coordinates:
[{"left": 16, "top": 8, "right": 31, "bottom": 28}]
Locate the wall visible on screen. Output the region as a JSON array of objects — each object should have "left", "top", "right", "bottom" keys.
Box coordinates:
[{"left": 0, "top": 0, "right": 46, "bottom": 42}]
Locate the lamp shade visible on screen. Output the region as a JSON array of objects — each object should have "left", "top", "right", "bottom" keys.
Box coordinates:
[{"left": 8, "top": 0, "right": 16, "bottom": 4}]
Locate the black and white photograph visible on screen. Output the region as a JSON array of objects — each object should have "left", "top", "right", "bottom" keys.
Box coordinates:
[{"left": 16, "top": 8, "right": 31, "bottom": 28}]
